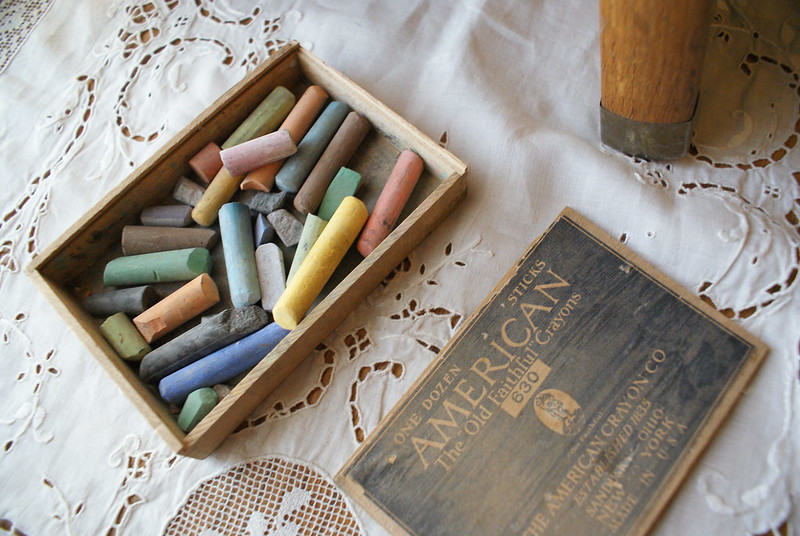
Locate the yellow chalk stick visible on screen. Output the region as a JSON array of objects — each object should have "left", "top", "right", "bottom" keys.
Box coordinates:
[
  {"left": 272, "top": 196, "right": 367, "bottom": 329},
  {"left": 191, "top": 167, "right": 244, "bottom": 227}
]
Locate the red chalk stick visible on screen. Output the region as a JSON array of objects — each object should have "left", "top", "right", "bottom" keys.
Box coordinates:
[
  {"left": 189, "top": 142, "right": 223, "bottom": 184},
  {"left": 241, "top": 85, "right": 329, "bottom": 192},
  {"left": 356, "top": 150, "right": 424, "bottom": 257}
]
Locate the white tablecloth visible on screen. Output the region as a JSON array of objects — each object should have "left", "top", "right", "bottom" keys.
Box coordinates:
[{"left": 1, "top": 0, "right": 797, "bottom": 534}]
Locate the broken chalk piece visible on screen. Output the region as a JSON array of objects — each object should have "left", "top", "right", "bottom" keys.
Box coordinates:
[
  {"left": 133, "top": 273, "right": 220, "bottom": 343},
  {"left": 241, "top": 85, "right": 329, "bottom": 192},
  {"left": 272, "top": 196, "right": 368, "bottom": 329},
  {"left": 121, "top": 226, "right": 218, "bottom": 256},
  {"left": 172, "top": 177, "right": 206, "bottom": 207},
  {"left": 294, "top": 112, "right": 370, "bottom": 215},
  {"left": 103, "top": 247, "right": 212, "bottom": 287},
  {"left": 255, "top": 243, "right": 286, "bottom": 311},
  {"left": 254, "top": 213, "right": 274, "bottom": 247},
  {"left": 220, "top": 129, "right": 296, "bottom": 177},
  {"left": 357, "top": 150, "right": 424, "bottom": 257},
  {"left": 222, "top": 86, "right": 295, "bottom": 149},
  {"left": 267, "top": 209, "right": 304, "bottom": 247},
  {"left": 236, "top": 190, "right": 289, "bottom": 215},
  {"left": 158, "top": 322, "right": 290, "bottom": 406},
  {"left": 140, "top": 205, "right": 193, "bottom": 227},
  {"left": 286, "top": 214, "right": 327, "bottom": 283},
  {"left": 177, "top": 387, "right": 218, "bottom": 432},
  {"left": 191, "top": 167, "right": 243, "bottom": 227},
  {"left": 275, "top": 101, "right": 350, "bottom": 193},
  {"left": 316, "top": 167, "right": 362, "bottom": 221},
  {"left": 138, "top": 306, "right": 269, "bottom": 384},
  {"left": 219, "top": 202, "right": 261, "bottom": 308},
  {"left": 188, "top": 142, "right": 223, "bottom": 184},
  {"left": 83, "top": 285, "right": 158, "bottom": 317},
  {"left": 99, "top": 312, "right": 152, "bottom": 361}
]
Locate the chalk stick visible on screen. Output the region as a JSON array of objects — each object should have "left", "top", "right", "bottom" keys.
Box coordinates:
[
  {"left": 286, "top": 214, "right": 327, "bottom": 283},
  {"left": 99, "top": 312, "right": 152, "bottom": 361},
  {"left": 255, "top": 243, "right": 286, "bottom": 311},
  {"left": 133, "top": 273, "right": 220, "bottom": 343},
  {"left": 316, "top": 167, "right": 362, "bottom": 221},
  {"left": 357, "top": 150, "right": 424, "bottom": 256},
  {"left": 220, "top": 129, "right": 296, "bottom": 177},
  {"left": 188, "top": 142, "right": 223, "bottom": 184},
  {"left": 222, "top": 86, "right": 295, "bottom": 149},
  {"left": 172, "top": 177, "right": 206, "bottom": 207},
  {"left": 140, "top": 205, "right": 193, "bottom": 227},
  {"left": 219, "top": 202, "right": 261, "bottom": 308},
  {"left": 121, "top": 226, "right": 218, "bottom": 256},
  {"left": 139, "top": 306, "right": 269, "bottom": 384},
  {"left": 191, "top": 167, "right": 243, "bottom": 227},
  {"left": 272, "top": 197, "right": 368, "bottom": 329},
  {"left": 212, "top": 384, "right": 232, "bottom": 401},
  {"left": 177, "top": 387, "right": 218, "bottom": 432},
  {"left": 254, "top": 213, "right": 274, "bottom": 247},
  {"left": 294, "top": 112, "right": 370, "bottom": 215},
  {"left": 236, "top": 190, "right": 289, "bottom": 215},
  {"left": 158, "top": 322, "right": 290, "bottom": 405},
  {"left": 241, "top": 85, "right": 329, "bottom": 192},
  {"left": 103, "top": 247, "right": 212, "bottom": 287},
  {"left": 267, "top": 209, "right": 304, "bottom": 247},
  {"left": 275, "top": 101, "right": 350, "bottom": 193},
  {"left": 84, "top": 285, "right": 158, "bottom": 317}
]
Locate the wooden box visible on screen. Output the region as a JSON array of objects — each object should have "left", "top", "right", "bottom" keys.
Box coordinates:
[{"left": 25, "top": 42, "right": 468, "bottom": 458}]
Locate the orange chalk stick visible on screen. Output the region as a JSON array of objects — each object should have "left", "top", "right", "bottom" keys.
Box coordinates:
[
  {"left": 133, "top": 273, "right": 220, "bottom": 343},
  {"left": 356, "top": 150, "right": 424, "bottom": 256},
  {"left": 241, "top": 85, "right": 329, "bottom": 192}
]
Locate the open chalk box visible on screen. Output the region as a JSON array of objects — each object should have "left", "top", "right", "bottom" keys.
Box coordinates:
[{"left": 26, "top": 42, "right": 468, "bottom": 458}]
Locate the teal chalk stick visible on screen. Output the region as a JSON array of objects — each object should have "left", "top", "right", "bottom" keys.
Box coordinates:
[
  {"left": 219, "top": 202, "right": 261, "bottom": 307},
  {"left": 177, "top": 387, "right": 219, "bottom": 432},
  {"left": 275, "top": 101, "right": 350, "bottom": 193},
  {"left": 103, "top": 248, "right": 212, "bottom": 286},
  {"left": 317, "top": 167, "right": 362, "bottom": 221}
]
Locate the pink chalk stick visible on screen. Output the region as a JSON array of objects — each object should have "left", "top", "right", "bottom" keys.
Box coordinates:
[
  {"left": 241, "top": 85, "right": 329, "bottom": 192},
  {"left": 220, "top": 130, "right": 297, "bottom": 177},
  {"left": 356, "top": 150, "right": 424, "bottom": 257},
  {"left": 189, "top": 142, "right": 223, "bottom": 184}
]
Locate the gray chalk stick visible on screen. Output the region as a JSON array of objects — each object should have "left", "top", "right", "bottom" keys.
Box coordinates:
[
  {"left": 83, "top": 286, "right": 158, "bottom": 317},
  {"left": 138, "top": 306, "right": 269, "bottom": 383}
]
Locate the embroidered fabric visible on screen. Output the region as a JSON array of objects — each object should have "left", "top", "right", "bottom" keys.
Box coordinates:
[{"left": 0, "top": 0, "right": 797, "bottom": 535}]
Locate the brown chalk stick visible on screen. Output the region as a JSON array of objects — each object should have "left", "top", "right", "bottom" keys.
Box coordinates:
[
  {"left": 121, "top": 226, "right": 219, "bottom": 255},
  {"left": 189, "top": 142, "right": 223, "bottom": 184},
  {"left": 293, "top": 111, "right": 371, "bottom": 215},
  {"left": 241, "top": 85, "right": 329, "bottom": 192},
  {"left": 133, "top": 273, "right": 220, "bottom": 343}
]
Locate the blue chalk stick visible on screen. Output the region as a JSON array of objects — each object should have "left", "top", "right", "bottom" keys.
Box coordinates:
[
  {"left": 158, "top": 322, "right": 290, "bottom": 405},
  {"left": 275, "top": 101, "right": 350, "bottom": 193},
  {"left": 219, "top": 202, "right": 261, "bottom": 308}
]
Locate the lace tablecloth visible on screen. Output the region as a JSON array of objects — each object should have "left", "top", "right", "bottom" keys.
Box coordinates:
[{"left": 1, "top": 0, "right": 797, "bottom": 534}]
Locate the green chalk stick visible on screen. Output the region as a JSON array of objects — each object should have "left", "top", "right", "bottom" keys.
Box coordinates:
[
  {"left": 221, "top": 86, "right": 295, "bottom": 149},
  {"left": 99, "top": 312, "right": 152, "bottom": 361},
  {"left": 287, "top": 214, "right": 327, "bottom": 283},
  {"left": 177, "top": 387, "right": 219, "bottom": 432},
  {"left": 103, "top": 248, "right": 212, "bottom": 287},
  {"left": 317, "top": 167, "right": 362, "bottom": 221}
]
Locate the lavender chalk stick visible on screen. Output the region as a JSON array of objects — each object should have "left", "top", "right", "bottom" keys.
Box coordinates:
[
  {"left": 254, "top": 213, "right": 274, "bottom": 247},
  {"left": 274, "top": 101, "right": 350, "bottom": 193},
  {"left": 158, "top": 322, "right": 290, "bottom": 405},
  {"left": 139, "top": 306, "right": 269, "bottom": 383},
  {"left": 140, "top": 205, "right": 193, "bottom": 227},
  {"left": 219, "top": 202, "right": 261, "bottom": 307}
]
